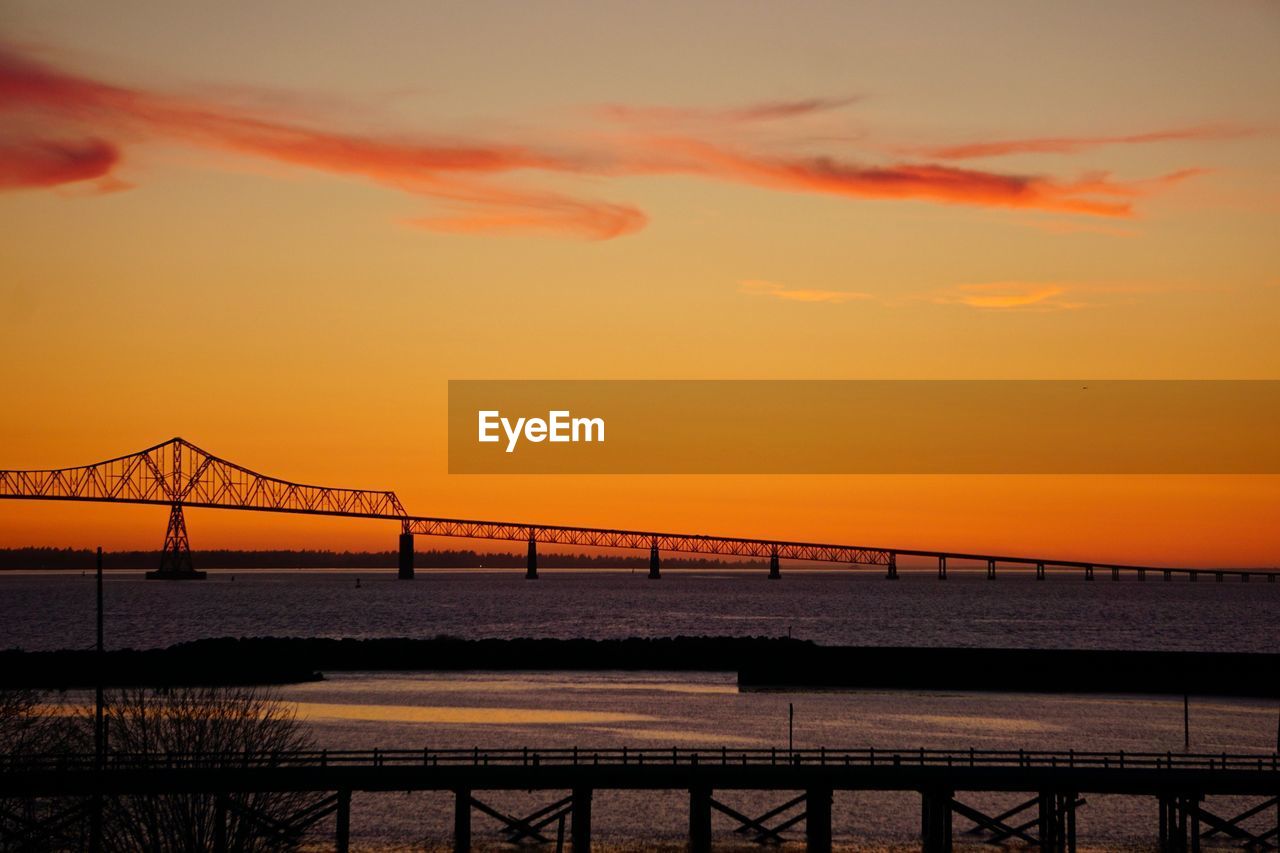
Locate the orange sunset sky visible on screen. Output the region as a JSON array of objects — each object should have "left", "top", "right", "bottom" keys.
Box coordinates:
[{"left": 1, "top": 2, "right": 1277, "bottom": 566}]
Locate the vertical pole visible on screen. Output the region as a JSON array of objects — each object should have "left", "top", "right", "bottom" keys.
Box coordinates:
[
  {"left": 95, "top": 546, "right": 104, "bottom": 761},
  {"left": 335, "top": 789, "right": 351, "bottom": 853},
  {"left": 454, "top": 788, "right": 471, "bottom": 853},
  {"left": 91, "top": 546, "right": 104, "bottom": 853},
  {"left": 806, "top": 787, "right": 832, "bottom": 853},
  {"left": 526, "top": 536, "right": 539, "bottom": 580},
  {"left": 689, "top": 786, "right": 712, "bottom": 853},
  {"left": 398, "top": 530, "right": 414, "bottom": 580},
  {"left": 789, "top": 702, "right": 794, "bottom": 755},
  {"left": 571, "top": 787, "right": 592, "bottom": 853},
  {"left": 648, "top": 543, "right": 661, "bottom": 580}
]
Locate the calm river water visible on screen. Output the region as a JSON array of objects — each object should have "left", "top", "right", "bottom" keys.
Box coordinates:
[{"left": 4, "top": 569, "right": 1277, "bottom": 850}]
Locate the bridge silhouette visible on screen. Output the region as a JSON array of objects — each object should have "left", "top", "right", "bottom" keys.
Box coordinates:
[{"left": 1, "top": 437, "right": 1274, "bottom": 583}]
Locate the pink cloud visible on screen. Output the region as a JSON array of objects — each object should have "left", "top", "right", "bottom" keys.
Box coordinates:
[
  {"left": 0, "top": 135, "right": 119, "bottom": 189},
  {"left": 0, "top": 43, "right": 1215, "bottom": 238}
]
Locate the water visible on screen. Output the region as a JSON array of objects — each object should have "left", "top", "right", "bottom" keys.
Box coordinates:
[
  {"left": 279, "top": 671, "right": 1275, "bottom": 850},
  {"left": 1, "top": 569, "right": 1275, "bottom": 653},
  {"left": 5, "top": 570, "right": 1278, "bottom": 849}
]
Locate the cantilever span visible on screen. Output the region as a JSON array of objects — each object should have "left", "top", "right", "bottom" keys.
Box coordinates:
[{"left": 1, "top": 438, "right": 1276, "bottom": 583}]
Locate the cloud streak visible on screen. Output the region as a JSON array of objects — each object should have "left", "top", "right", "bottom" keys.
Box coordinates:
[
  {"left": 739, "top": 279, "right": 874, "bottom": 304},
  {"left": 0, "top": 43, "right": 1216, "bottom": 238},
  {"left": 932, "top": 282, "right": 1085, "bottom": 311},
  {"left": 0, "top": 46, "right": 642, "bottom": 239},
  {"left": 914, "top": 125, "right": 1255, "bottom": 160},
  {"left": 0, "top": 135, "right": 119, "bottom": 189},
  {"left": 596, "top": 96, "right": 860, "bottom": 125}
]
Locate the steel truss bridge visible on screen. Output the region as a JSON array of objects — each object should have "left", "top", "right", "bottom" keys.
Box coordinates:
[
  {"left": 1, "top": 747, "right": 1277, "bottom": 852},
  {"left": 1, "top": 437, "right": 1275, "bottom": 582}
]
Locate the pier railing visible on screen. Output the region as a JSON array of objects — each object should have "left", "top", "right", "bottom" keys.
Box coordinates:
[{"left": 6, "top": 746, "right": 1278, "bottom": 773}]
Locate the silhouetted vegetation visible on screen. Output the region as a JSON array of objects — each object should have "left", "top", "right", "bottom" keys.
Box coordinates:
[
  {"left": 1, "top": 686, "right": 314, "bottom": 850},
  {"left": 0, "top": 547, "right": 764, "bottom": 570}
]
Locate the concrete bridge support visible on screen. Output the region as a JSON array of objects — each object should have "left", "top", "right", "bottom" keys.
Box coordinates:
[
  {"left": 768, "top": 551, "right": 781, "bottom": 580},
  {"left": 987, "top": 559, "right": 996, "bottom": 580},
  {"left": 649, "top": 544, "right": 661, "bottom": 580},
  {"left": 937, "top": 556, "right": 947, "bottom": 580},
  {"left": 886, "top": 553, "right": 898, "bottom": 580},
  {"left": 1036, "top": 562, "right": 1046, "bottom": 580},
  {"left": 526, "top": 537, "right": 539, "bottom": 580},
  {"left": 1084, "top": 565, "right": 1095, "bottom": 581},
  {"left": 398, "top": 532, "right": 414, "bottom": 580}
]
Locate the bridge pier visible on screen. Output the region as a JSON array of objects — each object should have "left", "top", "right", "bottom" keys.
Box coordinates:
[
  {"left": 1190, "top": 571, "right": 1198, "bottom": 582},
  {"left": 572, "top": 787, "right": 592, "bottom": 853},
  {"left": 937, "top": 556, "right": 947, "bottom": 580},
  {"left": 806, "top": 786, "right": 832, "bottom": 853},
  {"left": 146, "top": 503, "right": 205, "bottom": 580},
  {"left": 1036, "top": 561, "right": 1045, "bottom": 581},
  {"left": 1139, "top": 568, "right": 1146, "bottom": 580},
  {"left": 1164, "top": 570, "right": 1172, "bottom": 581},
  {"left": 886, "top": 553, "right": 898, "bottom": 580},
  {"left": 689, "top": 786, "right": 712, "bottom": 853},
  {"left": 1084, "top": 565, "right": 1094, "bottom": 581},
  {"left": 921, "top": 788, "right": 953, "bottom": 852},
  {"left": 1112, "top": 566, "right": 1120, "bottom": 581},
  {"left": 1214, "top": 571, "right": 1223, "bottom": 582},
  {"left": 768, "top": 550, "right": 781, "bottom": 580},
  {"left": 526, "top": 537, "right": 539, "bottom": 580},
  {"left": 398, "top": 532, "right": 414, "bottom": 580},
  {"left": 986, "top": 559, "right": 996, "bottom": 580},
  {"left": 649, "top": 544, "right": 661, "bottom": 580}
]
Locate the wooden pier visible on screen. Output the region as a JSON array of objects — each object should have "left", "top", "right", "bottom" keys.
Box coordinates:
[{"left": 2, "top": 747, "right": 1277, "bottom": 851}]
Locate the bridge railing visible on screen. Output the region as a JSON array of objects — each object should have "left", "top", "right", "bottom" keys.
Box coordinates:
[{"left": 5, "top": 747, "right": 1277, "bottom": 774}]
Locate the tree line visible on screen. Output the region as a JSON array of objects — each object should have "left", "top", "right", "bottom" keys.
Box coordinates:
[{"left": 0, "top": 547, "right": 764, "bottom": 570}]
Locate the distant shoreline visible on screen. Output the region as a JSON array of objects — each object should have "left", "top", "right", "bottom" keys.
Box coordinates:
[
  {"left": 0, "top": 547, "right": 765, "bottom": 571},
  {"left": 2, "top": 637, "right": 1275, "bottom": 698}
]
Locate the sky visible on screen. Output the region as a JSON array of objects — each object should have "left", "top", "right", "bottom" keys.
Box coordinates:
[{"left": 1, "top": 1, "right": 1278, "bottom": 566}]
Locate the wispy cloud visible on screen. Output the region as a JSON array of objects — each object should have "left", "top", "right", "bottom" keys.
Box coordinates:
[
  {"left": 912, "top": 125, "right": 1256, "bottom": 160},
  {"left": 931, "top": 282, "right": 1085, "bottom": 311},
  {"left": 0, "top": 42, "right": 1219, "bottom": 239},
  {"left": 738, "top": 279, "right": 874, "bottom": 304},
  {"left": 0, "top": 135, "right": 119, "bottom": 189},
  {"left": 0, "top": 45, "right": 643, "bottom": 239},
  {"left": 634, "top": 137, "right": 1175, "bottom": 217},
  {"left": 596, "top": 96, "right": 860, "bottom": 125}
]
